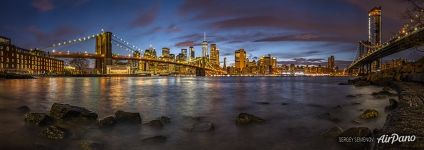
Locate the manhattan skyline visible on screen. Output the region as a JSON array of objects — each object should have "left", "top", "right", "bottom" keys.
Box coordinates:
[{"left": 0, "top": 0, "right": 412, "bottom": 68}]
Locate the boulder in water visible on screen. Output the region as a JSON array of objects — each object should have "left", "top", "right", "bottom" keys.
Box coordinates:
[
  {"left": 189, "top": 121, "right": 215, "bottom": 132},
  {"left": 41, "top": 125, "right": 68, "bottom": 140},
  {"left": 146, "top": 119, "right": 164, "bottom": 128},
  {"left": 17, "top": 105, "right": 30, "bottom": 113},
  {"left": 49, "top": 103, "right": 98, "bottom": 121},
  {"left": 385, "top": 99, "right": 398, "bottom": 111},
  {"left": 114, "top": 110, "right": 141, "bottom": 124},
  {"left": 142, "top": 135, "right": 167, "bottom": 144},
  {"left": 97, "top": 116, "right": 116, "bottom": 128},
  {"left": 24, "top": 112, "right": 54, "bottom": 126},
  {"left": 360, "top": 109, "right": 379, "bottom": 119},
  {"left": 235, "top": 113, "right": 265, "bottom": 125}
]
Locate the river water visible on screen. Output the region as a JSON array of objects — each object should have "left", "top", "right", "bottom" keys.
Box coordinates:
[{"left": 0, "top": 77, "right": 392, "bottom": 150}]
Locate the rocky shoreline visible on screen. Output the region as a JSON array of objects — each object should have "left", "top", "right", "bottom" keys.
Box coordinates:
[{"left": 344, "top": 77, "right": 424, "bottom": 149}]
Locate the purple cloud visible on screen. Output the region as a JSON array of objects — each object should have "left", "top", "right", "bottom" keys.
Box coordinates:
[{"left": 32, "top": 0, "right": 55, "bottom": 12}]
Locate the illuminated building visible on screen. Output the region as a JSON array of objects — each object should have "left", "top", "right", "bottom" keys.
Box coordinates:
[
  {"left": 0, "top": 36, "right": 64, "bottom": 74},
  {"left": 162, "top": 47, "right": 170, "bottom": 58},
  {"left": 201, "top": 32, "right": 208, "bottom": 58},
  {"left": 369, "top": 7, "right": 382, "bottom": 45},
  {"left": 235, "top": 49, "right": 247, "bottom": 73},
  {"left": 144, "top": 46, "right": 157, "bottom": 58},
  {"left": 182, "top": 48, "right": 187, "bottom": 60},
  {"left": 327, "top": 55, "right": 335, "bottom": 69},
  {"left": 223, "top": 57, "right": 227, "bottom": 69},
  {"left": 189, "top": 46, "right": 195, "bottom": 61},
  {"left": 369, "top": 6, "right": 382, "bottom": 71},
  {"left": 258, "top": 54, "right": 277, "bottom": 74},
  {"left": 210, "top": 44, "right": 220, "bottom": 66}
]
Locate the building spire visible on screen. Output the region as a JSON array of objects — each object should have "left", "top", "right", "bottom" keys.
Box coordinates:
[{"left": 203, "top": 32, "right": 206, "bottom": 41}]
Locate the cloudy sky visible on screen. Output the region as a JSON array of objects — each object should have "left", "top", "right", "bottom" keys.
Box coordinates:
[{"left": 0, "top": 0, "right": 413, "bottom": 68}]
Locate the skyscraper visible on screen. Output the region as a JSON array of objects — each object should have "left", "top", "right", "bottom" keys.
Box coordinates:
[
  {"left": 162, "top": 47, "right": 170, "bottom": 57},
  {"left": 368, "top": 7, "right": 382, "bottom": 45},
  {"left": 368, "top": 6, "right": 382, "bottom": 71},
  {"left": 209, "top": 44, "right": 220, "bottom": 65},
  {"left": 181, "top": 48, "right": 187, "bottom": 61},
  {"left": 201, "top": 32, "right": 208, "bottom": 58},
  {"left": 235, "top": 49, "right": 247, "bottom": 72},
  {"left": 223, "top": 57, "right": 227, "bottom": 69},
  {"left": 189, "top": 46, "right": 195, "bottom": 60},
  {"left": 327, "top": 55, "right": 335, "bottom": 69}
]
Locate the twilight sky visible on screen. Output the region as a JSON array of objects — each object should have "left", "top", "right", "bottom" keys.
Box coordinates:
[{"left": 0, "top": 0, "right": 413, "bottom": 68}]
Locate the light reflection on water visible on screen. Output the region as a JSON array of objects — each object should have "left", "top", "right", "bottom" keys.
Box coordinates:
[{"left": 0, "top": 77, "right": 391, "bottom": 150}]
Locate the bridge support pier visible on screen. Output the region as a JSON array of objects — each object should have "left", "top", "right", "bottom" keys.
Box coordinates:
[
  {"left": 195, "top": 68, "right": 206, "bottom": 76},
  {"left": 94, "top": 32, "right": 112, "bottom": 74}
]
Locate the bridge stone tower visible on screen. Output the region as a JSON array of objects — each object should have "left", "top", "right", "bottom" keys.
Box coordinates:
[{"left": 95, "top": 32, "right": 112, "bottom": 74}]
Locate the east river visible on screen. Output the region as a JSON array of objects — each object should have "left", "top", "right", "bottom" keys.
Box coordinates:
[{"left": 0, "top": 77, "right": 391, "bottom": 150}]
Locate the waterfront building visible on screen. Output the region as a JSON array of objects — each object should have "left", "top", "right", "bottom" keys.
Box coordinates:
[
  {"left": 0, "top": 36, "right": 64, "bottom": 74},
  {"left": 182, "top": 49, "right": 187, "bottom": 59},
  {"left": 144, "top": 46, "right": 157, "bottom": 58},
  {"left": 162, "top": 47, "right": 170, "bottom": 58},
  {"left": 327, "top": 55, "right": 335, "bottom": 69},
  {"left": 202, "top": 32, "right": 208, "bottom": 58},
  {"left": 209, "top": 44, "right": 220, "bottom": 66},
  {"left": 369, "top": 6, "right": 382, "bottom": 71},
  {"left": 189, "top": 46, "right": 195, "bottom": 61},
  {"left": 223, "top": 57, "right": 227, "bottom": 69},
  {"left": 258, "top": 54, "right": 277, "bottom": 74},
  {"left": 235, "top": 49, "right": 247, "bottom": 73}
]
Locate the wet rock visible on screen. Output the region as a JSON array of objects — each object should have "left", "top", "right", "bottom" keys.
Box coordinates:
[
  {"left": 281, "top": 102, "right": 289, "bottom": 105},
  {"left": 142, "top": 135, "right": 167, "bottom": 144},
  {"left": 17, "top": 105, "right": 30, "bottom": 113},
  {"left": 183, "top": 116, "right": 206, "bottom": 121},
  {"left": 114, "top": 110, "right": 141, "bottom": 124},
  {"left": 24, "top": 112, "right": 54, "bottom": 126},
  {"left": 235, "top": 113, "right": 265, "bottom": 125},
  {"left": 97, "top": 116, "right": 116, "bottom": 128},
  {"left": 49, "top": 103, "right": 98, "bottom": 121},
  {"left": 322, "top": 126, "right": 343, "bottom": 138},
  {"left": 346, "top": 94, "right": 356, "bottom": 98},
  {"left": 159, "top": 116, "right": 171, "bottom": 124},
  {"left": 354, "top": 80, "right": 370, "bottom": 87},
  {"left": 317, "top": 112, "right": 341, "bottom": 123},
  {"left": 385, "top": 98, "right": 398, "bottom": 111},
  {"left": 338, "top": 82, "right": 350, "bottom": 85},
  {"left": 338, "top": 127, "right": 372, "bottom": 149},
  {"left": 382, "top": 86, "right": 392, "bottom": 92},
  {"left": 360, "top": 109, "right": 379, "bottom": 119},
  {"left": 80, "top": 140, "right": 104, "bottom": 150},
  {"left": 146, "top": 119, "right": 164, "bottom": 128},
  {"left": 255, "top": 102, "right": 270, "bottom": 105},
  {"left": 41, "top": 126, "right": 68, "bottom": 140},
  {"left": 189, "top": 122, "right": 215, "bottom": 132},
  {"left": 351, "top": 120, "right": 361, "bottom": 124},
  {"left": 351, "top": 102, "right": 361, "bottom": 105},
  {"left": 372, "top": 90, "right": 397, "bottom": 97}
]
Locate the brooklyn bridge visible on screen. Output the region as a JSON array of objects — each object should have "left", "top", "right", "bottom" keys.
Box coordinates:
[{"left": 44, "top": 31, "right": 226, "bottom": 76}]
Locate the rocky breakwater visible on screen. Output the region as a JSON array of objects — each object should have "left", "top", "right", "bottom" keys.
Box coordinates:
[
  {"left": 374, "top": 82, "right": 424, "bottom": 149},
  {"left": 22, "top": 103, "right": 144, "bottom": 149}
]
